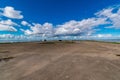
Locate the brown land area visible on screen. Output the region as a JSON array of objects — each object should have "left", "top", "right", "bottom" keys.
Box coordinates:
[{"left": 0, "top": 41, "right": 120, "bottom": 80}]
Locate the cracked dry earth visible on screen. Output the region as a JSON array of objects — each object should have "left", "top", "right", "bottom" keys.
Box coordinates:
[{"left": 0, "top": 41, "right": 120, "bottom": 80}]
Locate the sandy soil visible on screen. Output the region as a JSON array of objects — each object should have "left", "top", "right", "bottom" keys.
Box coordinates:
[{"left": 0, "top": 41, "right": 120, "bottom": 80}]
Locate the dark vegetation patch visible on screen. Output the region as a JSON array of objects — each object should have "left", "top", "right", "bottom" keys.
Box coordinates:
[
  {"left": 0, "top": 42, "right": 14, "bottom": 44},
  {"left": 0, "top": 56, "right": 15, "bottom": 62},
  {"left": 116, "top": 54, "right": 120, "bottom": 57},
  {"left": 110, "top": 42, "right": 120, "bottom": 44}
]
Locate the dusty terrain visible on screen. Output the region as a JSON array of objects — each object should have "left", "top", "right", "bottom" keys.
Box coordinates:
[{"left": 0, "top": 41, "right": 120, "bottom": 80}]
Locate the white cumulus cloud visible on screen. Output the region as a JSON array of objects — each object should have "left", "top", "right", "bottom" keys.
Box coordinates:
[
  {"left": 0, "top": 6, "right": 23, "bottom": 19},
  {"left": 55, "top": 18, "right": 107, "bottom": 36},
  {"left": 21, "top": 21, "right": 31, "bottom": 26},
  {"left": 22, "top": 23, "right": 54, "bottom": 37},
  {"left": 1, "top": 5, "right": 120, "bottom": 40},
  {"left": 21, "top": 18, "right": 107, "bottom": 38}
]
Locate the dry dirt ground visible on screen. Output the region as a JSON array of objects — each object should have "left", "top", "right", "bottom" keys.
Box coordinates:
[{"left": 0, "top": 41, "right": 120, "bottom": 80}]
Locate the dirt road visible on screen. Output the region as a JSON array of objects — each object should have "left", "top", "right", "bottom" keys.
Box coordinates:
[{"left": 0, "top": 41, "right": 120, "bottom": 80}]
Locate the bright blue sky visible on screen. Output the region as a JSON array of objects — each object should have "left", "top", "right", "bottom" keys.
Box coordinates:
[
  {"left": 0, "top": 0, "right": 120, "bottom": 41},
  {"left": 0, "top": 0, "right": 120, "bottom": 24}
]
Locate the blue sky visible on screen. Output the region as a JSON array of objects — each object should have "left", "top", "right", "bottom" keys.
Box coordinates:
[{"left": 0, "top": 0, "right": 120, "bottom": 41}]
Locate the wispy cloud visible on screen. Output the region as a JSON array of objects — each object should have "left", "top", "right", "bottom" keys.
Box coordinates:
[
  {"left": 0, "top": 19, "right": 17, "bottom": 31},
  {"left": 96, "top": 6, "right": 120, "bottom": 29},
  {"left": 0, "top": 19, "right": 18, "bottom": 26},
  {"left": 0, "top": 24, "right": 17, "bottom": 31}
]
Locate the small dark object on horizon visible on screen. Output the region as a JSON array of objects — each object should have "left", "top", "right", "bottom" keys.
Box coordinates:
[
  {"left": 59, "top": 40, "right": 62, "bottom": 41},
  {"left": 44, "top": 39, "right": 47, "bottom": 42}
]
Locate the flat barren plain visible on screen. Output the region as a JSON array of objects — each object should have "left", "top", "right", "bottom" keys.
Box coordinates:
[{"left": 0, "top": 41, "right": 120, "bottom": 80}]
